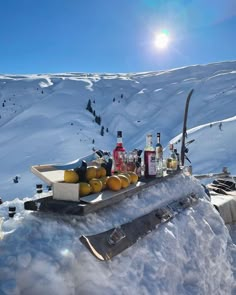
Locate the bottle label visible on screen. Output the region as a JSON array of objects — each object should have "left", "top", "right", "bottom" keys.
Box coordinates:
[
  {"left": 148, "top": 154, "right": 156, "bottom": 175},
  {"left": 113, "top": 150, "right": 126, "bottom": 172},
  {"left": 171, "top": 159, "right": 177, "bottom": 170},
  {"left": 156, "top": 147, "right": 163, "bottom": 159},
  {"left": 166, "top": 159, "right": 172, "bottom": 169}
]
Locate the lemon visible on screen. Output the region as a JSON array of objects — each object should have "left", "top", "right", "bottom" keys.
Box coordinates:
[
  {"left": 96, "top": 166, "right": 107, "bottom": 178},
  {"left": 100, "top": 176, "right": 108, "bottom": 189},
  {"left": 117, "top": 174, "right": 130, "bottom": 188},
  {"left": 79, "top": 182, "right": 92, "bottom": 197},
  {"left": 64, "top": 170, "right": 79, "bottom": 183},
  {"left": 119, "top": 173, "right": 131, "bottom": 183},
  {"left": 106, "top": 175, "right": 122, "bottom": 191},
  {"left": 89, "top": 178, "right": 103, "bottom": 193},
  {"left": 128, "top": 172, "right": 139, "bottom": 184},
  {"left": 85, "top": 166, "right": 97, "bottom": 181}
]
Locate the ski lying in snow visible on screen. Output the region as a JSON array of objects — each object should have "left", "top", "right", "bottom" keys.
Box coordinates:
[{"left": 80, "top": 193, "right": 199, "bottom": 261}]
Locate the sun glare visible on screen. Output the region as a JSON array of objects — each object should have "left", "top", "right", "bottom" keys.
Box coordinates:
[{"left": 154, "top": 31, "right": 170, "bottom": 49}]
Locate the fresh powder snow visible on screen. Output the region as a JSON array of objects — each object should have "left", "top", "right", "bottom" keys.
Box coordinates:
[{"left": 0, "top": 61, "right": 236, "bottom": 294}]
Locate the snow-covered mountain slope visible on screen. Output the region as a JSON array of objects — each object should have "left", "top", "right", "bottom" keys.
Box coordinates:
[
  {"left": 0, "top": 60, "right": 236, "bottom": 199},
  {"left": 172, "top": 115, "right": 236, "bottom": 174}
]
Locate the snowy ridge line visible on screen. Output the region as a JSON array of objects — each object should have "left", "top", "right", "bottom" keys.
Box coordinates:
[
  {"left": 80, "top": 192, "right": 200, "bottom": 261},
  {"left": 172, "top": 115, "right": 236, "bottom": 144}
]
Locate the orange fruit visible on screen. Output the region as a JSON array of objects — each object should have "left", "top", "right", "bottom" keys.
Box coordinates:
[
  {"left": 64, "top": 170, "right": 79, "bottom": 183},
  {"left": 85, "top": 166, "right": 97, "bottom": 181},
  {"left": 128, "top": 172, "right": 139, "bottom": 184},
  {"left": 117, "top": 174, "right": 130, "bottom": 188},
  {"left": 96, "top": 166, "right": 107, "bottom": 178},
  {"left": 119, "top": 173, "right": 131, "bottom": 183},
  {"left": 79, "top": 182, "right": 92, "bottom": 197},
  {"left": 100, "top": 176, "right": 108, "bottom": 190},
  {"left": 89, "top": 178, "right": 103, "bottom": 193},
  {"left": 106, "top": 175, "right": 122, "bottom": 191}
]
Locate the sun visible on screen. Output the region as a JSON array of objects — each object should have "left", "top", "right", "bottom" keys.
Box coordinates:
[{"left": 154, "top": 31, "right": 170, "bottom": 49}]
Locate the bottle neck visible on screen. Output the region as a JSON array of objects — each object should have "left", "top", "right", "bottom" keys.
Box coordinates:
[
  {"left": 157, "top": 135, "right": 161, "bottom": 145},
  {"left": 145, "top": 135, "right": 154, "bottom": 151},
  {"left": 116, "top": 137, "right": 123, "bottom": 147},
  {"left": 169, "top": 143, "right": 174, "bottom": 152}
]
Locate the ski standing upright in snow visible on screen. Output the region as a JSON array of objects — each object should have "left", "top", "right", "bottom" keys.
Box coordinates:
[{"left": 180, "top": 89, "right": 194, "bottom": 167}]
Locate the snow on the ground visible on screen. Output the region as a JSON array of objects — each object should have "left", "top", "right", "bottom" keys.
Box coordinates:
[
  {"left": 0, "top": 61, "right": 236, "bottom": 294},
  {"left": 0, "top": 174, "right": 236, "bottom": 295}
]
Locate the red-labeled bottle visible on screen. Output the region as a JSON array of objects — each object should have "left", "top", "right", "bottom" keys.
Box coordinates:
[{"left": 113, "top": 131, "right": 126, "bottom": 173}]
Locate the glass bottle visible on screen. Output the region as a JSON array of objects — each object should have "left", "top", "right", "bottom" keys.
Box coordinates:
[
  {"left": 113, "top": 131, "right": 126, "bottom": 173},
  {"left": 166, "top": 144, "right": 177, "bottom": 172},
  {"left": 156, "top": 133, "right": 163, "bottom": 160},
  {"left": 135, "top": 149, "right": 142, "bottom": 178},
  {"left": 156, "top": 132, "right": 163, "bottom": 177},
  {"left": 126, "top": 151, "right": 136, "bottom": 172},
  {"left": 144, "top": 134, "right": 156, "bottom": 178}
]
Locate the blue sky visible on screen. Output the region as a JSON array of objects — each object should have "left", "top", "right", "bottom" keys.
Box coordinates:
[{"left": 0, "top": 0, "right": 235, "bottom": 74}]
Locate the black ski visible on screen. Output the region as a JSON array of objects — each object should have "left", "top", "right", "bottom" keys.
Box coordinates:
[
  {"left": 180, "top": 89, "right": 194, "bottom": 166},
  {"left": 80, "top": 193, "right": 199, "bottom": 261}
]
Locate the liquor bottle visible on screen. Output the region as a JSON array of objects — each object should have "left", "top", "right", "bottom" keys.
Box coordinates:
[
  {"left": 135, "top": 149, "right": 142, "bottom": 178},
  {"left": 126, "top": 150, "right": 136, "bottom": 172},
  {"left": 144, "top": 134, "right": 156, "bottom": 178},
  {"left": 166, "top": 144, "right": 177, "bottom": 172},
  {"left": 156, "top": 132, "right": 163, "bottom": 177},
  {"left": 155, "top": 133, "right": 163, "bottom": 160},
  {"left": 113, "top": 131, "right": 126, "bottom": 173}
]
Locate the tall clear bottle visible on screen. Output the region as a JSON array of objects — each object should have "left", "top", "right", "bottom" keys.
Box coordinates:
[
  {"left": 113, "top": 131, "right": 126, "bottom": 173},
  {"left": 144, "top": 134, "right": 156, "bottom": 178},
  {"left": 156, "top": 133, "right": 163, "bottom": 159},
  {"left": 156, "top": 132, "right": 163, "bottom": 177},
  {"left": 166, "top": 143, "right": 177, "bottom": 173}
]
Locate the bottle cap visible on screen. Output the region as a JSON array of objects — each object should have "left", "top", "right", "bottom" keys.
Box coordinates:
[{"left": 117, "top": 131, "right": 122, "bottom": 137}]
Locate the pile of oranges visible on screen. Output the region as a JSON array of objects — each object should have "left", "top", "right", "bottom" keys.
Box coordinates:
[{"left": 64, "top": 166, "right": 139, "bottom": 197}]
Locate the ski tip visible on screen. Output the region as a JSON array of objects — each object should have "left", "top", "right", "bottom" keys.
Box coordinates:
[{"left": 80, "top": 235, "right": 106, "bottom": 261}]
